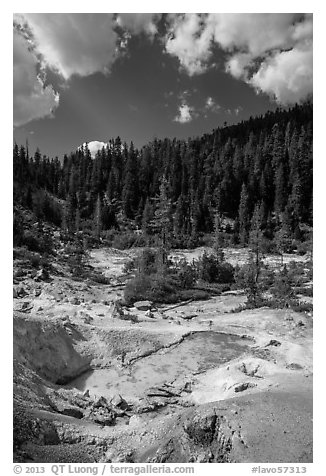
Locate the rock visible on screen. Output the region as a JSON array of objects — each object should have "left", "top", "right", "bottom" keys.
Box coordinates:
[
  {"left": 266, "top": 339, "right": 281, "bottom": 347},
  {"left": 184, "top": 413, "right": 218, "bottom": 445},
  {"left": 234, "top": 382, "right": 257, "bottom": 393},
  {"left": 183, "top": 382, "right": 192, "bottom": 393},
  {"left": 34, "top": 288, "right": 42, "bottom": 297},
  {"left": 85, "top": 396, "right": 117, "bottom": 426},
  {"left": 128, "top": 415, "right": 142, "bottom": 427},
  {"left": 92, "top": 412, "right": 116, "bottom": 426},
  {"left": 13, "top": 286, "right": 27, "bottom": 298},
  {"left": 93, "top": 396, "right": 109, "bottom": 409},
  {"left": 57, "top": 406, "right": 84, "bottom": 419},
  {"left": 286, "top": 362, "right": 304, "bottom": 370},
  {"left": 70, "top": 297, "right": 80, "bottom": 305},
  {"left": 181, "top": 314, "right": 197, "bottom": 320},
  {"left": 134, "top": 300, "right": 153, "bottom": 311},
  {"left": 196, "top": 451, "right": 214, "bottom": 463},
  {"left": 83, "top": 389, "right": 90, "bottom": 398},
  {"left": 35, "top": 268, "right": 50, "bottom": 281},
  {"left": 145, "top": 310, "right": 154, "bottom": 318},
  {"left": 110, "top": 394, "right": 130, "bottom": 411}
]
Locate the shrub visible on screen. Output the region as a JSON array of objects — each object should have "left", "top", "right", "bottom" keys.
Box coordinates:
[
  {"left": 270, "top": 266, "right": 294, "bottom": 305},
  {"left": 235, "top": 261, "right": 264, "bottom": 307},
  {"left": 197, "top": 251, "right": 235, "bottom": 284},
  {"left": 296, "top": 240, "right": 313, "bottom": 256},
  {"left": 176, "top": 259, "right": 197, "bottom": 289},
  {"left": 124, "top": 274, "right": 152, "bottom": 305},
  {"left": 123, "top": 248, "right": 158, "bottom": 275},
  {"left": 112, "top": 231, "right": 147, "bottom": 250},
  {"left": 289, "top": 300, "right": 313, "bottom": 313},
  {"left": 89, "top": 272, "right": 111, "bottom": 285},
  {"left": 295, "top": 286, "right": 313, "bottom": 297}
]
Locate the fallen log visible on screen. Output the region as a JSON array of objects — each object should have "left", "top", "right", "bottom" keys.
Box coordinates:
[{"left": 160, "top": 299, "right": 194, "bottom": 313}]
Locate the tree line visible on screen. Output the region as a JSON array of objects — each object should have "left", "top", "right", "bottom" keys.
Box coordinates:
[{"left": 13, "top": 101, "right": 312, "bottom": 249}]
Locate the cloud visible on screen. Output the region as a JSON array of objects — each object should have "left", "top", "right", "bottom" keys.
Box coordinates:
[
  {"left": 16, "top": 13, "right": 118, "bottom": 80},
  {"left": 174, "top": 103, "right": 194, "bottom": 123},
  {"left": 208, "top": 13, "right": 301, "bottom": 56},
  {"left": 225, "top": 52, "right": 253, "bottom": 80},
  {"left": 13, "top": 29, "right": 59, "bottom": 127},
  {"left": 249, "top": 44, "right": 313, "bottom": 104},
  {"left": 116, "top": 14, "right": 161, "bottom": 37},
  {"left": 165, "top": 14, "right": 212, "bottom": 75},
  {"left": 205, "top": 96, "right": 221, "bottom": 113},
  {"left": 164, "top": 13, "right": 313, "bottom": 104}
]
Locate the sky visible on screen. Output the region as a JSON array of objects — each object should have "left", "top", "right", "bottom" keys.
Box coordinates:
[{"left": 13, "top": 13, "right": 313, "bottom": 158}]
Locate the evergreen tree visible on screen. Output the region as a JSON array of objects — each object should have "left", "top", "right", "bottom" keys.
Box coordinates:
[
  {"left": 94, "top": 194, "right": 102, "bottom": 241},
  {"left": 153, "top": 176, "right": 172, "bottom": 267},
  {"left": 238, "top": 183, "right": 250, "bottom": 245},
  {"left": 248, "top": 203, "right": 264, "bottom": 284}
]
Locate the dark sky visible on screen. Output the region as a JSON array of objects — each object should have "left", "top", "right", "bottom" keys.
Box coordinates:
[{"left": 14, "top": 13, "right": 312, "bottom": 158}]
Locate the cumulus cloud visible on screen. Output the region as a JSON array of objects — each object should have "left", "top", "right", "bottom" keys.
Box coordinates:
[
  {"left": 13, "top": 29, "right": 59, "bottom": 127},
  {"left": 225, "top": 52, "right": 253, "bottom": 80},
  {"left": 13, "top": 13, "right": 165, "bottom": 126},
  {"left": 165, "top": 14, "right": 212, "bottom": 75},
  {"left": 164, "top": 13, "right": 313, "bottom": 104},
  {"left": 174, "top": 103, "right": 194, "bottom": 123},
  {"left": 15, "top": 13, "right": 119, "bottom": 80},
  {"left": 249, "top": 45, "right": 313, "bottom": 104},
  {"left": 116, "top": 13, "right": 161, "bottom": 37}
]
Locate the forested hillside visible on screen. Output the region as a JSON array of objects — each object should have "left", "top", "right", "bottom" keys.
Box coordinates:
[{"left": 13, "top": 101, "right": 312, "bottom": 250}]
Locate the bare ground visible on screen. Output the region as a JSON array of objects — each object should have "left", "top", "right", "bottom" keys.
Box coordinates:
[{"left": 13, "top": 246, "right": 313, "bottom": 463}]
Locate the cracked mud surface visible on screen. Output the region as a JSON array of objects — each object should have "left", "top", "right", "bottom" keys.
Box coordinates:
[{"left": 13, "top": 247, "right": 313, "bottom": 463}]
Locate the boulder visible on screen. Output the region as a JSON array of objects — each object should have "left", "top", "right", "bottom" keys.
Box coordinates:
[
  {"left": 87, "top": 397, "right": 116, "bottom": 426},
  {"left": 266, "top": 339, "right": 281, "bottom": 347},
  {"left": 145, "top": 310, "right": 154, "bottom": 318},
  {"left": 13, "top": 286, "right": 27, "bottom": 298},
  {"left": 234, "top": 382, "right": 257, "bottom": 393},
  {"left": 56, "top": 405, "right": 84, "bottom": 419},
  {"left": 110, "top": 394, "right": 130, "bottom": 411},
  {"left": 92, "top": 412, "right": 116, "bottom": 426},
  {"left": 35, "top": 268, "right": 50, "bottom": 281},
  {"left": 70, "top": 297, "right": 80, "bottom": 305},
  {"left": 92, "top": 396, "right": 109, "bottom": 409},
  {"left": 134, "top": 300, "right": 153, "bottom": 311}
]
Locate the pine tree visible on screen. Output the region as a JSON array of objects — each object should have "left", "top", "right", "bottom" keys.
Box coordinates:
[
  {"left": 213, "top": 211, "right": 223, "bottom": 252},
  {"left": 94, "top": 194, "right": 102, "bottom": 241},
  {"left": 248, "top": 203, "right": 264, "bottom": 284},
  {"left": 122, "top": 142, "right": 138, "bottom": 219},
  {"left": 142, "top": 198, "right": 154, "bottom": 235},
  {"left": 153, "top": 176, "right": 172, "bottom": 268},
  {"left": 238, "top": 183, "right": 250, "bottom": 245}
]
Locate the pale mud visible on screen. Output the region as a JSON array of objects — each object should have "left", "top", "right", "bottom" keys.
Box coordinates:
[{"left": 13, "top": 246, "right": 313, "bottom": 463}]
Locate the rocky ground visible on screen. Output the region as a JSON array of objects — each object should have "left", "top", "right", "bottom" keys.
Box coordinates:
[{"left": 13, "top": 245, "right": 313, "bottom": 463}]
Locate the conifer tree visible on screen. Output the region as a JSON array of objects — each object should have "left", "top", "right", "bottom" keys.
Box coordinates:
[
  {"left": 153, "top": 176, "right": 172, "bottom": 267},
  {"left": 248, "top": 203, "right": 264, "bottom": 284},
  {"left": 94, "top": 194, "right": 102, "bottom": 241},
  {"left": 238, "top": 183, "right": 250, "bottom": 245}
]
